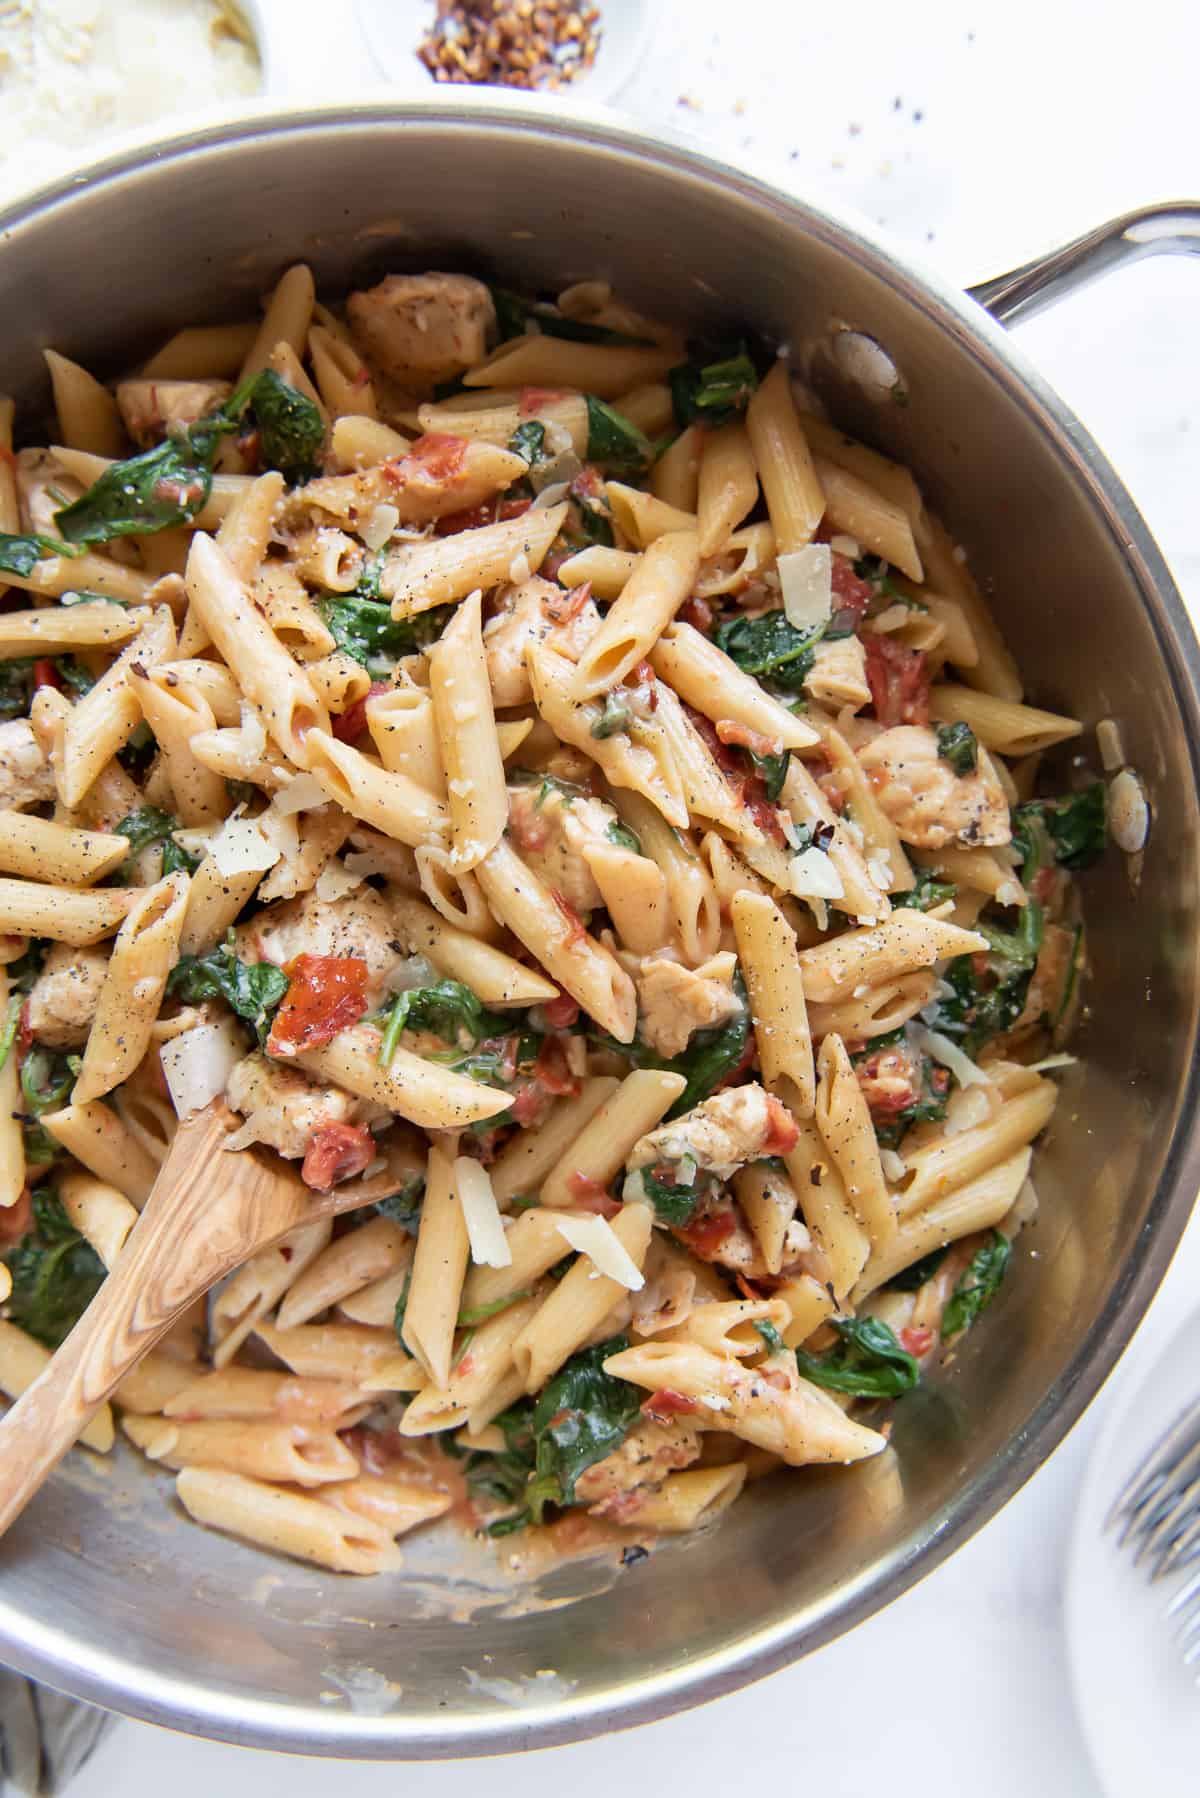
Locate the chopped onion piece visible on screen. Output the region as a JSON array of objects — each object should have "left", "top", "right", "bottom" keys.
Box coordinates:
[
  {"left": 779, "top": 543, "right": 832, "bottom": 634},
  {"left": 912, "top": 1025, "right": 991, "bottom": 1088},
  {"left": 554, "top": 1214, "right": 644, "bottom": 1291},
  {"left": 160, "top": 1018, "right": 245, "bottom": 1121},
  {"left": 455, "top": 1158, "right": 512, "bottom": 1268},
  {"left": 790, "top": 846, "right": 844, "bottom": 900}
]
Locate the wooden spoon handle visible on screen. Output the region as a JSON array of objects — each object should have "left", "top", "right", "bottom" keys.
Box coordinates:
[{"left": 0, "top": 1242, "right": 185, "bottom": 1539}]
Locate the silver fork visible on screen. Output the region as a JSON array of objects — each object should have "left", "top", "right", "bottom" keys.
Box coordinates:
[{"left": 1106, "top": 1396, "right": 1200, "bottom": 1678}]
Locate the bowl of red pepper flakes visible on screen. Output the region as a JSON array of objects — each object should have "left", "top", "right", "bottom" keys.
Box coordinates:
[{"left": 356, "top": 0, "right": 655, "bottom": 104}]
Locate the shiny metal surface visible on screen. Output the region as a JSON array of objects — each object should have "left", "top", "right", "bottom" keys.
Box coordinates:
[
  {"left": 0, "top": 96, "right": 1198, "bottom": 1758},
  {"left": 968, "top": 199, "right": 1200, "bottom": 325}
]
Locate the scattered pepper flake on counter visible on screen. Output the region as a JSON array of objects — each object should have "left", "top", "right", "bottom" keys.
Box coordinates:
[{"left": 417, "top": 0, "right": 602, "bottom": 90}]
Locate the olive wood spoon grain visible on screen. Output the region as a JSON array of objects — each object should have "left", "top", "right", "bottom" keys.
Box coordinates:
[{"left": 0, "top": 1099, "right": 406, "bottom": 1540}]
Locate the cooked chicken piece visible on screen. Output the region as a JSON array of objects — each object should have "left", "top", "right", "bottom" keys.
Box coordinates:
[
  {"left": 805, "top": 635, "right": 872, "bottom": 711},
  {"left": 505, "top": 782, "right": 619, "bottom": 915},
  {"left": 15, "top": 447, "right": 83, "bottom": 536},
  {"left": 24, "top": 944, "right": 109, "bottom": 1048},
  {"left": 234, "top": 887, "right": 402, "bottom": 1007},
  {"left": 115, "top": 379, "right": 232, "bottom": 450},
  {"left": 858, "top": 724, "right": 1010, "bottom": 849},
  {"left": 575, "top": 1418, "right": 703, "bottom": 1519},
  {"left": 0, "top": 719, "right": 57, "bottom": 811},
  {"left": 635, "top": 951, "right": 742, "bottom": 1059},
  {"left": 225, "top": 1052, "right": 366, "bottom": 1161},
  {"left": 625, "top": 1083, "right": 792, "bottom": 1187},
  {"left": 347, "top": 273, "right": 496, "bottom": 384},
  {"left": 483, "top": 578, "right": 602, "bottom": 707}
]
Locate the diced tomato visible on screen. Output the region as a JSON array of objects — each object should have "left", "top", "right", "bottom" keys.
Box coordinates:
[
  {"left": 862, "top": 633, "right": 930, "bottom": 726},
  {"left": 641, "top": 1388, "right": 698, "bottom": 1421},
  {"left": 266, "top": 954, "right": 370, "bottom": 1057},
  {"left": 679, "top": 594, "right": 714, "bottom": 634},
  {"left": 0, "top": 1187, "right": 33, "bottom": 1248},
  {"left": 742, "top": 784, "right": 787, "bottom": 845},
  {"left": 830, "top": 555, "right": 874, "bottom": 621},
  {"left": 386, "top": 433, "right": 469, "bottom": 487},
  {"left": 677, "top": 1209, "right": 737, "bottom": 1259},
  {"left": 498, "top": 494, "right": 533, "bottom": 522},
  {"left": 716, "top": 719, "right": 783, "bottom": 759},
  {"left": 508, "top": 806, "right": 551, "bottom": 855},
  {"left": 541, "top": 988, "right": 580, "bottom": 1031},
  {"left": 569, "top": 465, "right": 605, "bottom": 504},
  {"left": 301, "top": 1122, "right": 375, "bottom": 1192},
  {"left": 550, "top": 889, "right": 587, "bottom": 945},
  {"left": 518, "top": 386, "right": 568, "bottom": 418},
  {"left": 540, "top": 548, "right": 572, "bottom": 582},
  {"left": 566, "top": 1174, "right": 622, "bottom": 1217},
  {"left": 331, "top": 680, "right": 388, "bottom": 743},
  {"left": 510, "top": 1085, "right": 549, "bottom": 1127},
  {"left": 544, "top": 580, "right": 591, "bottom": 625},
  {"left": 687, "top": 705, "right": 740, "bottom": 776},
  {"left": 32, "top": 659, "right": 60, "bottom": 691},
  {"left": 900, "top": 1326, "right": 934, "bottom": 1357},
  {"left": 532, "top": 1035, "right": 579, "bottom": 1098},
  {"left": 433, "top": 493, "right": 531, "bottom": 536},
  {"left": 456, "top": 1355, "right": 476, "bottom": 1379},
  {"left": 763, "top": 1094, "right": 799, "bottom": 1156}
]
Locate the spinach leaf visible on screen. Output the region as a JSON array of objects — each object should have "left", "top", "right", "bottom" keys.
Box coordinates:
[
  {"left": 246, "top": 367, "right": 324, "bottom": 483},
  {"left": 318, "top": 591, "right": 454, "bottom": 674},
  {"left": 754, "top": 1319, "right": 786, "bottom": 1355},
  {"left": 525, "top": 1337, "right": 643, "bottom": 1523},
  {"left": 750, "top": 747, "right": 790, "bottom": 803},
  {"left": 508, "top": 421, "right": 546, "bottom": 466},
  {"left": 490, "top": 289, "right": 652, "bottom": 347},
  {"left": 465, "top": 1399, "right": 536, "bottom": 1528},
  {"left": 392, "top": 1273, "right": 412, "bottom": 1339},
  {"left": 892, "top": 869, "right": 958, "bottom": 911},
  {"left": 378, "top": 979, "right": 507, "bottom": 1067},
  {"left": 794, "top": 1316, "right": 920, "bottom": 1398},
  {"left": 1013, "top": 783, "right": 1106, "bottom": 873},
  {"left": 714, "top": 609, "right": 822, "bottom": 694},
  {"left": 573, "top": 492, "right": 615, "bottom": 547},
  {"left": 3, "top": 1189, "right": 106, "bottom": 1349},
  {"left": 458, "top": 1289, "right": 533, "bottom": 1328},
  {"left": 590, "top": 692, "right": 632, "bottom": 739},
  {"left": 56, "top": 658, "right": 95, "bottom": 697},
  {"left": 669, "top": 341, "right": 759, "bottom": 429},
  {"left": 605, "top": 818, "right": 642, "bottom": 855},
  {"left": 374, "top": 1171, "right": 426, "bottom": 1233},
  {"left": 20, "top": 1045, "right": 76, "bottom": 1117},
  {"left": 0, "top": 658, "right": 34, "bottom": 721},
  {"left": 853, "top": 553, "right": 914, "bottom": 607},
  {"left": 113, "top": 805, "right": 199, "bottom": 878},
  {"left": 59, "top": 589, "right": 126, "bottom": 607},
  {"left": 0, "top": 992, "right": 21, "bottom": 1075},
  {"left": 166, "top": 936, "right": 287, "bottom": 1046},
  {"left": 935, "top": 720, "right": 978, "bottom": 776},
  {"left": 584, "top": 397, "right": 652, "bottom": 473},
  {"left": 886, "top": 1245, "right": 949, "bottom": 1292},
  {"left": 928, "top": 944, "right": 1036, "bottom": 1060},
  {"left": 942, "top": 1231, "right": 1011, "bottom": 1339},
  {"left": 0, "top": 531, "right": 82, "bottom": 577},
  {"left": 634, "top": 1160, "right": 702, "bottom": 1226},
  {"left": 6, "top": 941, "right": 46, "bottom": 994},
  {"left": 598, "top": 971, "right": 750, "bottom": 1119}
]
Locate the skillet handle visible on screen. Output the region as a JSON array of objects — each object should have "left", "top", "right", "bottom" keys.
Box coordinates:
[{"left": 969, "top": 201, "right": 1200, "bottom": 327}]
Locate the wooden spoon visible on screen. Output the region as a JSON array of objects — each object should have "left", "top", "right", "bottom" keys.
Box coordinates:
[{"left": 0, "top": 1099, "right": 407, "bottom": 1540}]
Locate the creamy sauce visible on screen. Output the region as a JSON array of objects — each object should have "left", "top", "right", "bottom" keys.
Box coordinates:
[{"left": 0, "top": 0, "right": 260, "bottom": 205}]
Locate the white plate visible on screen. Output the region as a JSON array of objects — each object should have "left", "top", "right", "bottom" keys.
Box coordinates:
[{"left": 1066, "top": 1302, "right": 1200, "bottom": 1797}]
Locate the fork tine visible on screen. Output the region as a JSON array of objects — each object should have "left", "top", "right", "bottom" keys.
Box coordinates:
[
  {"left": 1107, "top": 1397, "right": 1200, "bottom": 1530},
  {"left": 1128, "top": 1441, "right": 1200, "bottom": 1570},
  {"left": 1155, "top": 1509, "right": 1200, "bottom": 1580},
  {"left": 1165, "top": 1564, "right": 1200, "bottom": 1619}
]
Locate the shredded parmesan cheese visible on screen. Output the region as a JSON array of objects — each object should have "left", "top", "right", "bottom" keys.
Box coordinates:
[
  {"left": 455, "top": 1158, "right": 512, "bottom": 1268},
  {"left": 911, "top": 1024, "right": 992, "bottom": 1088},
  {"left": 209, "top": 815, "right": 280, "bottom": 878},
  {"left": 160, "top": 1018, "right": 245, "bottom": 1120},
  {"left": 314, "top": 860, "right": 365, "bottom": 902},
  {"left": 791, "top": 846, "right": 845, "bottom": 900},
  {"left": 274, "top": 772, "right": 331, "bottom": 816},
  {"left": 779, "top": 544, "right": 832, "bottom": 634},
  {"left": 554, "top": 1214, "right": 645, "bottom": 1291}
]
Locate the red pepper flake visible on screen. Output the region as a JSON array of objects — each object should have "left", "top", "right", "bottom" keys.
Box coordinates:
[
  {"left": 550, "top": 889, "right": 587, "bottom": 945},
  {"left": 641, "top": 1388, "right": 698, "bottom": 1421},
  {"left": 266, "top": 954, "right": 370, "bottom": 1057},
  {"left": 331, "top": 680, "right": 389, "bottom": 744},
  {"left": 519, "top": 386, "right": 569, "bottom": 417},
  {"left": 301, "top": 1123, "right": 375, "bottom": 1192}
]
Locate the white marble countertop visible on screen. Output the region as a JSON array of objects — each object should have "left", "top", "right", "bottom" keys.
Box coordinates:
[{"left": 16, "top": 1, "right": 1200, "bottom": 1792}]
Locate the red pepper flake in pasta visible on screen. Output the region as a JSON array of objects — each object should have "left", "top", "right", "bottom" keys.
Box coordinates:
[
  {"left": 518, "top": 386, "right": 569, "bottom": 416},
  {"left": 266, "top": 953, "right": 370, "bottom": 1057},
  {"left": 862, "top": 632, "right": 930, "bottom": 726},
  {"left": 417, "top": 0, "right": 603, "bottom": 93},
  {"left": 301, "top": 1122, "right": 376, "bottom": 1191},
  {"left": 550, "top": 888, "right": 587, "bottom": 944},
  {"left": 331, "top": 680, "right": 389, "bottom": 744},
  {"left": 641, "top": 1388, "right": 699, "bottom": 1421}
]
